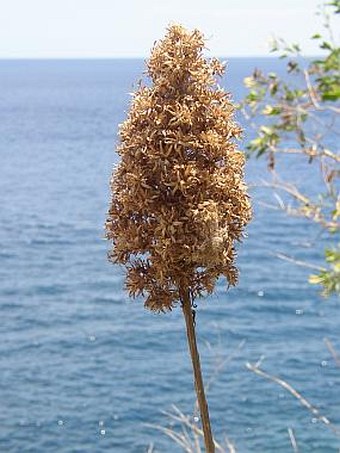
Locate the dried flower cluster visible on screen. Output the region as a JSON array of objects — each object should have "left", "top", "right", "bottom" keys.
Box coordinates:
[{"left": 106, "top": 25, "right": 251, "bottom": 311}]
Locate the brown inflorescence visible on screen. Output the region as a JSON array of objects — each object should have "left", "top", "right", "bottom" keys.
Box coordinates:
[{"left": 106, "top": 25, "right": 252, "bottom": 312}]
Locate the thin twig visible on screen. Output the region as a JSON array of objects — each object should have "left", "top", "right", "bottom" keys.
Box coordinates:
[
  {"left": 303, "top": 69, "right": 340, "bottom": 114},
  {"left": 205, "top": 339, "right": 246, "bottom": 395},
  {"left": 258, "top": 176, "right": 340, "bottom": 231},
  {"left": 246, "top": 362, "right": 340, "bottom": 436},
  {"left": 146, "top": 442, "right": 156, "bottom": 453},
  {"left": 288, "top": 427, "right": 299, "bottom": 453},
  {"left": 324, "top": 338, "right": 340, "bottom": 367},
  {"left": 224, "top": 434, "right": 236, "bottom": 453},
  {"left": 146, "top": 404, "right": 226, "bottom": 452},
  {"left": 168, "top": 405, "right": 225, "bottom": 452},
  {"left": 270, "top": 146, "right": 340, "bottom": 162},
  {"left": 145, "top": 423, "right": 192, "bottom": 452},
  {"left": 273, "top": 252, "right": 325, "bottom": 271}
]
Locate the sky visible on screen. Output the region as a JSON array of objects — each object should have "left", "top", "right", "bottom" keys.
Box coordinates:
[{"left": 0, "top": 0, "right": 333, "bottom": 58}]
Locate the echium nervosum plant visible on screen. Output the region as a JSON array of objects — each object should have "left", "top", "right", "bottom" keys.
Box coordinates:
[{"left": 105, "top": 25, "right": 251, "bottom": 453}]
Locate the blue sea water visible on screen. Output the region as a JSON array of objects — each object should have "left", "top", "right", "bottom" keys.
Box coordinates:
[{"left": 0, "top": 58, "right": 339, "bottom": 452}]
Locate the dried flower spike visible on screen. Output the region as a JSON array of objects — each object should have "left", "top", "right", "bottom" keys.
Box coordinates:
[
  {"left": 106, "top": 25, "right": 251, "bottom": 453},
  {"left": 106, "top": 24, "right": 251, "bottom": 312}
]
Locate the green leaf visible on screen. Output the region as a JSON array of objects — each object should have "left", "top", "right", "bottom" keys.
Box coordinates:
[
  {"left": 327, "top": 1, "right": 340, "bottom": 14},
  {"left": 259, "top": 126, "right": 272, "bottom": 135},
  {"left": 322, "top": 91, "right": 340, "bottom": 100},
  {"left": 320, "top": 41, "right": 332, "bottom": 50},
  {"left": 287, "top": 61, "right": 300, "bottom": 73},
  {"left": 309, "top": 274, "right": 322, "bottom": 284},
  {"left": 269, "top": 82, "right": 279, "bottom": 96},
  {"left": 262, "top": 105, "right": 282, "bottom": 115},
  {"left": 292, "top": 43, "right": 301, "bottom": 52}
]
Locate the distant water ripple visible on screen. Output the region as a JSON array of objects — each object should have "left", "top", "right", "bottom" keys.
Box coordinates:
[{"left": 0, "top": 59, "right": 339, "bottom": 452}]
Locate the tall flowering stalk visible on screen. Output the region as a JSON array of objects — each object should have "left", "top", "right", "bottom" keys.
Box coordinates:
[{"left": 106, "top": 25, "right": 251, "bottom": 452}]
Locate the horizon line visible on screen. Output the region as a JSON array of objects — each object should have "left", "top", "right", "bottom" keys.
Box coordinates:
[{"left": 0, "top": 54, "right": 322, "bottom": 61}]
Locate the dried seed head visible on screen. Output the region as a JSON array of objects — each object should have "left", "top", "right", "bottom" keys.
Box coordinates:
[{"left": 106, "top": 24, "right": 252, "bottom": 312}]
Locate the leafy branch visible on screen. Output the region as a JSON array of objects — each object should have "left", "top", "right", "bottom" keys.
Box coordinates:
[{"left": 240, "top": 1, "right": 340, "bottom": 296}]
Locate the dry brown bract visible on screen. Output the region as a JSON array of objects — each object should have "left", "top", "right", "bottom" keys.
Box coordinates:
[{"left": 106, "top": 25, "right": 252, "bottom": 312}]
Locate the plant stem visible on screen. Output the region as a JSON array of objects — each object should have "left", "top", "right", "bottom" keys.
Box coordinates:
[{"left": 180, "top": 287, "right": 215, "bottom": 453}]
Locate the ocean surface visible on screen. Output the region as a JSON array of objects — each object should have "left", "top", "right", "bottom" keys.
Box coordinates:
[{"left": 0, "top": 58, "right": 339, "bottom": 452}]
